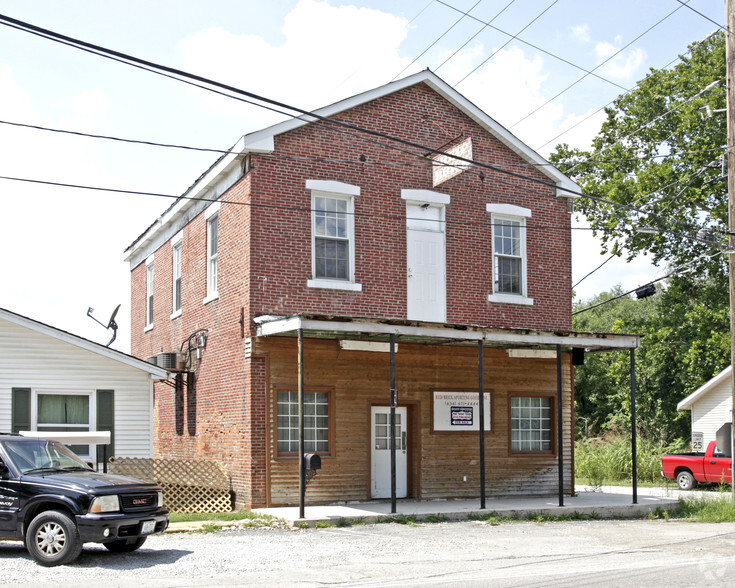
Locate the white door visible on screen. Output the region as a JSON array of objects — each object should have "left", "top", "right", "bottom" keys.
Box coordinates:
[
  {"left": 371, "top": 406, "right": 407, "bottom": 499},
  {"left": 406, "top": 204, "right": 446, "bottom": 322}
]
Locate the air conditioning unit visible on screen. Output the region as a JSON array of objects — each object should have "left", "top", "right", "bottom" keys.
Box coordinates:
[
  {"left": 146, "top": 356, "right": 158, "bottom": 366},
  {"left": 156, "top": 352, "right": 180, "bottom": 370}
]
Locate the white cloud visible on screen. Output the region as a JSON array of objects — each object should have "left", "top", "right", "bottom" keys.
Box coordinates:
[
  {"left": 595, "top": 41, "right": 646, "bottom": 80},
  {"left": 570, "top": 24, "right": 591, "bottom": 44},
  {"left": 177, "top": 0, "right": 410, "bottom": 121}
]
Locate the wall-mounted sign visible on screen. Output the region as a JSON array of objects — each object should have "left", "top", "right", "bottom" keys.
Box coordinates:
[{"left": 433, "top": 391, "right": 490, "bottom": 431}]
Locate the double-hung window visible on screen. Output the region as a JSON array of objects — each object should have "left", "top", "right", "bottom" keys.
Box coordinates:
[
  {"left": 145, "top": 256, "right": 154, "bottom": 329},
  {"left": 172, "top": 232, "right": 183, "bottom": 317},
  {"left": 204, "top": 203, "right": 219, "bottom": 303},
  {"left": 277, "top": 390, "right": 330, "bottom": 454},
  {"left": 486, "top": 204, "right": 533, "bottom": 305},
  {"left": 306, "top": 180, "right": 361, "bottom": 291},
  {"left": 511, "top": 396, "right": 552, "bottom": 452}
]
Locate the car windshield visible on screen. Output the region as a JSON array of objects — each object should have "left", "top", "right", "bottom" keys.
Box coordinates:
[{"left": 3, "top": 439, "right": 93, "bottom": 475}]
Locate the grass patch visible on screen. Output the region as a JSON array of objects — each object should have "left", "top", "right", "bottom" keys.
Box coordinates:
[
  {"left": 674, "top": 494, "right": 735, "bottom": 522},
  {"left": 575, "top": 435, "right": 687, "bottom": 487},
  {"left": 170, "top": 510, "right": 272, "bottom": 524}
]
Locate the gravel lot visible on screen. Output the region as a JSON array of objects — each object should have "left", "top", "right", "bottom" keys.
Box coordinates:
[{"left": 4, "top": 519, "right": 735, "bottom": 587}]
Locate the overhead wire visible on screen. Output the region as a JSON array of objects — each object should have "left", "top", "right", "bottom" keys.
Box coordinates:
[
  {"left": 434, "top": 0, "right": 517, "bottom": 73},
  {"left": 509, "top": 1, "right": 688, "bottom": 129},
  {"left": 392, "top": 0, "right": 484, "bottom": 81},
  {"left": 0, "top": 12, "right": 725, "bottom": 254},
  {"left": 453, "top": 0, "right": 562, "bottom": 88}
]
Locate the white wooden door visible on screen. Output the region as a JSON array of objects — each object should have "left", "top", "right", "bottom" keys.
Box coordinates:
[
  {"left": 406, "top": 204, "right": 446, "bottom": 322},
  {"left": 371, "top": 406, "right": 407, "bottom": 499}
]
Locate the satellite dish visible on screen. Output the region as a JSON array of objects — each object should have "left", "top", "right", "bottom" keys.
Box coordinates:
[{"left": 87, "top": 304, "right": 121, "bottom": 347}]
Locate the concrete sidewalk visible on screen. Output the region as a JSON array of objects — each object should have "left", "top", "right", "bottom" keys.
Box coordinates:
[{"left": 250, "top": 486, "right": 682, "bottom": 527}]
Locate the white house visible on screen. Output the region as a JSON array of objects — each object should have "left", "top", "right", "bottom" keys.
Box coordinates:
[
  {"left": 0, "top": 307, "right": 168, "bottom": 462},
  {"left": 677, "top": 366, "right": 732, "bottom": 450}
]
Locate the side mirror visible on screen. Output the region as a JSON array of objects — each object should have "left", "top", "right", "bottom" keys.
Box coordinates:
[{"left": 0, "top": 460, "right": 7, "bottom": 474}]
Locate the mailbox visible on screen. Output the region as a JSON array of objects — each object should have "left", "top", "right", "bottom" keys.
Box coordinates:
[{"left": 304, "top": 453, "right": 321, "bottom": 470}]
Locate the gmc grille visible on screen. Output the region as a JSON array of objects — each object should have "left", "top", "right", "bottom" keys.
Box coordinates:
[{"left": 120, "top": 493, "right": 157, "bottom": 512}]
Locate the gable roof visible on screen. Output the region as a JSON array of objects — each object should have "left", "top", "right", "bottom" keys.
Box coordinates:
[
  {"left": 677, "top": 365, "right": 732, "bottom": 411},
  {"left": 124, "top": 69, "right": 580, "bottom": 263},
  {"left": 0, "top": 307, "right": 168, "bottom": 379}
]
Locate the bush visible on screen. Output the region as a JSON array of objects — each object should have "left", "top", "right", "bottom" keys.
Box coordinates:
[{"left": 575, "top": 435, "right": 687, "bottom": 485}]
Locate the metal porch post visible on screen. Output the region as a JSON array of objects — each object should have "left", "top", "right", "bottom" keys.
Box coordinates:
[
  {"left": 630, "top": 349, "right": 638, "bottom": 504},
  {"left": 478, "top": 341, "right": 486, "bottom": 509},
  {"left": 390, "top": 333, "right": 397, "bottom": 514},
  {"left": 298, "top": 328, "right": 305, "bottom": 519},
  {"left": 557, "top": 344, "right": 564, "bottom": 507}
]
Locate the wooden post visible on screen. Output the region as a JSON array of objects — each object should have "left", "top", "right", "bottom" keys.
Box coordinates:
[{"left": 726, "top": 0, "right": 735, "bottom": 501}]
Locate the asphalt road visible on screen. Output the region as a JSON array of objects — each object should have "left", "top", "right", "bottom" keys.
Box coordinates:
[{"left": 3, "top": 519, "right": 735, "bottom": 587}]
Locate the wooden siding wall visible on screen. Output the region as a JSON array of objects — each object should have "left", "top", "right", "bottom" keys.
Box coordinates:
[
  {"left": 0, "top": 318, "right": 154, "bottom": 457},
  {"left": 258, "top": 337, "right": 574, "bottom": 507}
]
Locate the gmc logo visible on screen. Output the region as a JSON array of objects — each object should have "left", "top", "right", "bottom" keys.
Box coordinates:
[{"left": 133, "top": 498, "right": 150, "bottom": 505}]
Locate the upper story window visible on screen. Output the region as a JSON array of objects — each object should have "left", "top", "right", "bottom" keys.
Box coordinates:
[
  {"left": 145, "top": 255, "right": 154, "bottom": 329},
  {"left": 204, "top": 203, "right": 220, "bottom": 304},
  {"left": 486, "top": 204, "right": 533, "bottom": 306},
  {"left": 306, "top": 180, "right": 362, "bottom": 292},
  {"left": 171, "top": 232, "right": 183, "bottom": 317}
]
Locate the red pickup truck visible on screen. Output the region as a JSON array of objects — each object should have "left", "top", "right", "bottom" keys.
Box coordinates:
[{"left": 661, "top": 441, "right": 733, "bottom": 490}]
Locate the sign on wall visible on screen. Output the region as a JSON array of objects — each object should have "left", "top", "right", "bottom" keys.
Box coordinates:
[{"left": 433, "top": 391, "right": 491, "bottom": 431}]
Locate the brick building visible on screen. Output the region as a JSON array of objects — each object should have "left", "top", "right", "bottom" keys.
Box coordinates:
[{"left": 125, "top": 71, "right": 638, "bottom": 509}]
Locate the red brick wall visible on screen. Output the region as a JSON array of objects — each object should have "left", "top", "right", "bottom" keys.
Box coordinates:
[
  {"left": 130, "top": 81, "right": 573, "bottom": 507},
  {"left": 245, "top": 83, "right": 571, "bottom": 331}
]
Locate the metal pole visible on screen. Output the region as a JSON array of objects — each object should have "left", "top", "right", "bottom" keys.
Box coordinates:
[
  {"left": 557, "top": 345, "right": 564, "bottom": 507},
  {"left": 390, "top": 334, "right": 397, "bottom": 514},
  {"left": 726, "top": 0, "right": 735, "bottom": 503},
  {"left": 298, "top": 328, "right": 305, "bottom": 520},
  {"left": 478, "top": 341, "right": 486, "bottom": 509},
  {"left": 630, "top": 349, "right": 638, "bottom": 505}
]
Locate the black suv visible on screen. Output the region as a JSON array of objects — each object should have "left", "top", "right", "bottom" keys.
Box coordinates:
[{"left": 0, "top": 434, "right": 169, "bottom": 566}]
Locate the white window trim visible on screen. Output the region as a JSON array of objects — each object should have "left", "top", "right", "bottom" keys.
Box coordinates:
[
  {"left": 171, "top": 235, "right": 183, "bottom": 319},
  {"left": 401, "top": 188, "right": 450, "bottom": 205},
  {"left": 145, "top": 255, "right": 155, "bottom": 330},
  {"left": 204, "top": 213, "right": 219, "bottom": 304},
  {"left": 487, "top": 204, "right": 533, "bottom": 306},
  {"left": 307, "top": 180, "right": 362, "bottom": 291},
  {"left": 32, "top": 389, "right": 97, "bottom": 458}
]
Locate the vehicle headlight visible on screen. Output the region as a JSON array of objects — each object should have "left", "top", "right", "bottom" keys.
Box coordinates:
[
  {"left": 90, "top": 495, "right": 120, "bottom": 513},
  {"left": 157, "top": 491, "right": 164, "bottom": 507}
]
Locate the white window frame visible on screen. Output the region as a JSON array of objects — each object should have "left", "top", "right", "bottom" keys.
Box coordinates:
[
  {"left": 204, "top": 203, "right": 220, "bottom": 304},
  {"left": 276, "top": 390, "right": 330, "bottom": 455},
  {"left": 306, "top": 180, "right": 362, "bottom": 292},
  {"left": 486, "top": 203, "right": 533, "bottom": 306},
  {"left": 510, "top": 396, "right": 552, "bottom": 453},
  {"left": 145, "top": 255, "right": 155, "bottom": 331},
  {"left": 171, "top": 231, "right": 183, "bottom": 319},
  {"left": 32, "top": 389, "right": 96, "bottom": 459}
]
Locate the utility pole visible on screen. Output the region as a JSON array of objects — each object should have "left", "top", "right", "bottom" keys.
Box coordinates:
[{"left": 727, "top": 0, "right": 735, "bottom": 494}]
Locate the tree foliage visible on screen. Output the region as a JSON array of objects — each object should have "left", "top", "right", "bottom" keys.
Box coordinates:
[
  {"left": 573, "top": 275, "right": 730, "bottom": 442},
  {"left": 551, "top": 32, "right": 727, "bottom": 279}
]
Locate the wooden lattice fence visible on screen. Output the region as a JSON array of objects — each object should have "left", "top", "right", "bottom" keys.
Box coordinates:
[{"left": 108, "top": 457, "right": 232, "bottom": 513}]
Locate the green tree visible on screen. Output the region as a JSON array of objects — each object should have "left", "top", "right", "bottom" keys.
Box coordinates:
[
  {"left": 573, "top": 274, "right": 730, "bottom": 442},
  {"left": 552, "top": 32, "right": 727, "bottom": 278}
]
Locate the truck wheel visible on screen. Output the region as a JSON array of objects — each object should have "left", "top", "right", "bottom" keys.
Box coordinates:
[
  {"left": 677, "top": 470, "right": 697, "bottom": 491},
  {"left": 26, "top": 510, "right": 83, "bottom": 567},
  {"left": 103, "top": 537, "right": 147, "bottom": 552}
]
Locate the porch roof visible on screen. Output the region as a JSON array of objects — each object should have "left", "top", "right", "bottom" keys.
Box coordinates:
[{"left": 253, "top": 314, "right": 640, "bottom": 352}]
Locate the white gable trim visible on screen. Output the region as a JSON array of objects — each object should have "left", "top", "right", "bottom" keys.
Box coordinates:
[
  {"left": 0, "top": 308, "right": 168, "bottom": 379},
  {"left": 678, "top": 365, "right": 732, "bottom": 411}
]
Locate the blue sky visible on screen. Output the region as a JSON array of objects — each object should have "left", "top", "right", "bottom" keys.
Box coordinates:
[{"left": 0, "top": 0, "right": 724, "bottom": 351}]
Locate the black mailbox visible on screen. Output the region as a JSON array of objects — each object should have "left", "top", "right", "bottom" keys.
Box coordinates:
[{"left": 304, "top": 453, "right": 321, "bottom": 470}]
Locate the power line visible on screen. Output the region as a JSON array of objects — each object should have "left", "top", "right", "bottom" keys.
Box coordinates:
[
  {"left": 435, "top": 0, "right": 517, "bottom": 73},
  {"left": 453, "top": 0, "right": 562, "bottom": 88},
  {"left": 392, "top": 0, "right": 483, "bottom": 82},
  {"left": 433, "top": 0, "right": 628, "bottom": 92},
  {"left": 0, "top": 12, "right": 723, "bottom": 252},
  {"left": 510, "top": 2, "right": 687, "bottom": 129}
]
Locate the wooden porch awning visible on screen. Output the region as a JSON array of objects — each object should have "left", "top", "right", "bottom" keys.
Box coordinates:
[{"left": 254, "top": 313, "right": 641, "bottom": 351}]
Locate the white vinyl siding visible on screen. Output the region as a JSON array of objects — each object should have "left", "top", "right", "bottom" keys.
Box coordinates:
[
  {"left": 0, "top": 317, "right": 155, "bottom": 458},
  {"left": 690, "top": 378, "right": 733, "bottom": 447}
]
